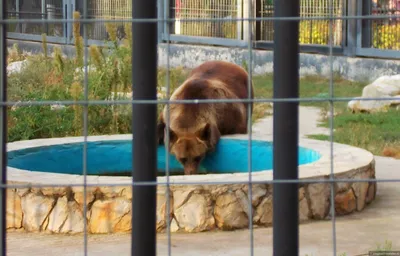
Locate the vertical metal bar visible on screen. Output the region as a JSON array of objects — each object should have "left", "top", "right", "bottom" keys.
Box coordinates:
[
  {"left": 237, "top": 0, "right": 242, "bottom": 40},
  {"left": 0, "top": 0, "right": 7, "bottom": 255},
  {"left": 131, "top": 0, "right": 158, "bottom": 255},
  {"left": 67, "top": 0, "right": 74, "bottom": 44},
  {"left": 255, "top": 0, "right": 261, "bottom": 41},
  {"left": 272, "top": 0, "right": 300, "bottom": 254},
  {"left": 346, "top": 0, "right": 357, "bottom": 56},
  {"left": 243, "top": 0, "right": 250, "bottom": 42},
  {"left": 361, "top": 0, "right": 371, "bottom": 48},
  {"left": 157, "top": 0, "right": 164, "bottom": 43},
  {"left": 16, "top": 0, "right": 20, "bottom": 33},
  {"left": 82, "top": 0, "right": 89, "bottom": 255},
  {"left": 327, "top": 0, "right": 337, "bottom": 255},
  {"left": 63, "top": 0, "right": 67, "bottom": 43},
  {"left": 41, "top": 0, "right": 46, "bottom": 33},
  {"left": 163, "top": 0, "right": 170, "bottom": 37},
  {"left": 246, "top": 0, "right": 254, "bottom": 255},
  {"left": 341, "top": 0, "right": 347, "bottom": 49},
  {"left": 163, "top": 0, "right": 172, "bottom": 255}
]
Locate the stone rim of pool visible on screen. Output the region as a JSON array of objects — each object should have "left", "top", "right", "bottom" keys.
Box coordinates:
[
  {"left": 5, "top": 134, "right": 377, "bottom": 234},
  {"left": 7, "top": 133, "right": 374, "bottom": 185}
]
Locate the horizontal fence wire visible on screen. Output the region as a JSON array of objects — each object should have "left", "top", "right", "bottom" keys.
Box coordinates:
[
  {"left": 0, "top": 178, "right": 398, "bottom": 188},
  {"left": 0, "top": 97, "right": 398, "bottom": 106},
  {"left": 2, "top": 15, "right": 400, "bottom": 23}
]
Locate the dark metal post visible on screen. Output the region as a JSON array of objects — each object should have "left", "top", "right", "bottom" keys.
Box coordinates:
[
  {"left": 255, "top": 0, "right": 262, "bottom": 41},
  {"left": 345, "top": 0, "right": 357, "bottom": 56},
  {"left": 131, "top": 0, "right": 158, "bottom": 256},
  {"left": 272, "top": 0, "right": 300, "bottom": 254},
  {"left": 0, "top": 1, "right": 7, "bottom": 255},
  {"left": 361, "top": 0, "right": 372, "bottom": 48}
]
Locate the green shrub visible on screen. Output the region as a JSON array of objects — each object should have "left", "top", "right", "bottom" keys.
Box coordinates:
[{"left": 7, "top": 11, "right": 188, "bottom": 142}]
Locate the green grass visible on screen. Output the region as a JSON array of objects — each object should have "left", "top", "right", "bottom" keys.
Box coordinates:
[
  {"left": 252, "top": 73, "right": 366, "bottom": 109},
  {"left": 308, "top": 108, "right": 400, "bottom": 156},
  {"left": 252, "top": 73, "right": 400, "bottom": 157}
]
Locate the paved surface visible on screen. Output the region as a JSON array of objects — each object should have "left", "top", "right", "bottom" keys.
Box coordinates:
[
  {"left": 6, "top": 106, "right": 400, "bottom": 256},
  {"left": 252, "top": 106, "right": 331, "bottom": 139}
]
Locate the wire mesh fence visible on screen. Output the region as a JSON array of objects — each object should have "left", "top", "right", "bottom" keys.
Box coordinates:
[
  {"left": 84, "top": 0, "right": 132, "bottom": 41},
  {"left": 6, "top": 0, "right": 64, "bottom": 37},
  {"left": 3, "top": 0, "right": 400, "bottom": 55},
  {"left": 259, "top": 0, "right": 344, "bottom": 46},
  {"left": 0, "top": 0, "right": 399, "bottom": 255},
  {"left": 169, "top": 0, "right": 240, "bottom": 38},
  {"left": 370, "top": 0, "right": 400, "bottom": 50}
]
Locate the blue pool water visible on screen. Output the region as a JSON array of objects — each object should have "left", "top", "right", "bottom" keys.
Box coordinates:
[{"left": 7, "top": 139, "right": 321, "bottom": 176}]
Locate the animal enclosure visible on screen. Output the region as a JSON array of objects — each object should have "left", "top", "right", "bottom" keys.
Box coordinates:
[{"left": 1, "top": 0, "right": 397, "bottom": 255}]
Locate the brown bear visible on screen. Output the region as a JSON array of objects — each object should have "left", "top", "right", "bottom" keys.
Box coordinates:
[{"left": 157, "top": 60, "right": 254, "bottom": 175}]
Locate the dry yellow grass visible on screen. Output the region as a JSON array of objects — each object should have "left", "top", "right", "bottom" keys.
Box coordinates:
[{"left": 382, "top": 146, "right": 400, "bottom": 159}]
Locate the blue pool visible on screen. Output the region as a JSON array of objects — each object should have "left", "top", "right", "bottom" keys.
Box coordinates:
[{"left": 7, "top": 139, "right": 321, "bottom": 176}]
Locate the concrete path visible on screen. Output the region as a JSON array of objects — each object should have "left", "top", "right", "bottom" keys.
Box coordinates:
[
  {"left": 6, "top": 106, "right": 400, "bottom": 256},
  {"left": 252, "top": 106, "right": 331, "bottom": 139}
]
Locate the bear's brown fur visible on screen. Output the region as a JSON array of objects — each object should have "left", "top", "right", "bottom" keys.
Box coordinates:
[{"left": 157, "top": 60, "right": 254, "bottom": 175}]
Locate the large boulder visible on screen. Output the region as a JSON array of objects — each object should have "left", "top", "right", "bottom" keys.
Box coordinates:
[{"left": 348, "top": 74, "right": 400, "bottom": 113}]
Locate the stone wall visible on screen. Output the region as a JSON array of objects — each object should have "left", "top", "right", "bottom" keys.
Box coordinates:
[{"left": 6, "top": 161, "right": 376, "bottom": 234}]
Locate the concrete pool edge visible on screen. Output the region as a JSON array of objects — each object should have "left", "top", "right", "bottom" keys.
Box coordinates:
[{"left": 6, "top": 134, "right": 376, "bottom": 234}]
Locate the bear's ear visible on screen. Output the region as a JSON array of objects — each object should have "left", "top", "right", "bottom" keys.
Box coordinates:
[
  {"left": 197, "top": 123, "right": 220, "bottom": 150},
  {"left": 157, "top": 118, "right": 166, "bottom": 145},
  {"left": 198, "top": 123, "right": 211, "bottom": 142},
  {"left": 166, "top": 128, "right": 178, "bottom": 144}
]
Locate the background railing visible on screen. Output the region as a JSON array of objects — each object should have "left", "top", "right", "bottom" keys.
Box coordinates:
[{"left": 5, "top": 0, "right": 400, "bottom": 58}]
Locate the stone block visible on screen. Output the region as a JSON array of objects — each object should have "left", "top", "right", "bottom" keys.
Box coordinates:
[
  {"left": 335, "top": 189, "right": 357, "bottom": 215},
  {"left": 6, "top": 189, "right": 23, "bottom": 229},
  {"left": 156, "top": 190, "right": 173, "bottom": 232},
  {"left": 21, "top": 193, "right": 55, "bottom": 231},
  {"left": 242, "top": 184, "right": 268, "bottom": 207},
  {"left": 365, "top": 182, "right": 377, "bottom": 204},
  {"left": 299, "top": 187, "right": 311, "bottom": 221},
  {"left": 351, "top": 171, "right": 370, "bottom": 211},
  {"left": 253, "top": 196, "right": 272, "bottom": 225},
  {"left": 307, "top": 182, "right": 331, "bottom": 219},
  {"left": 174, "top": 193, "right": 215, "bottom": 232},
  {"left": 47, "top": 196, "right": 85, "bottom": 233},
  {"left": 88, "top": 197, "right": 132, "bottom": 233},
  {"left": 214, "top": 191, "right": 249, "bottom": 230}
]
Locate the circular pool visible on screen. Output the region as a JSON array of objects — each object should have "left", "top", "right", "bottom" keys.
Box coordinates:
[
  {"left": 7, "top": 139, "right": 321, "bottom": 176},
  {"left": 5, "top": 134, "right": 377, "bottom": 234}
]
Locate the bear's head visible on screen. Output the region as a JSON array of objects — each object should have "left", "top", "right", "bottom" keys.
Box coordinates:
[{"left": 166, "top": 123, "right": 220, "bottom": 175}]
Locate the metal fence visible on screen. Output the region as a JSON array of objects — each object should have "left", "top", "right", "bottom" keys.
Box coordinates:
[
  {"left": 4, "top": 0, "right": 400, "bottom": 58},
  {"left": 369, "top": 0, "right": 400, "bottom": 50},
  {"left": 0, "top": 0, "right": 399, "bottom": 256},
  {"left": 170, "top": 0, "right": 240, "bottom": 39},
  {"left": 260, "top": 0, "right": 344, "bottom": 46}
]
